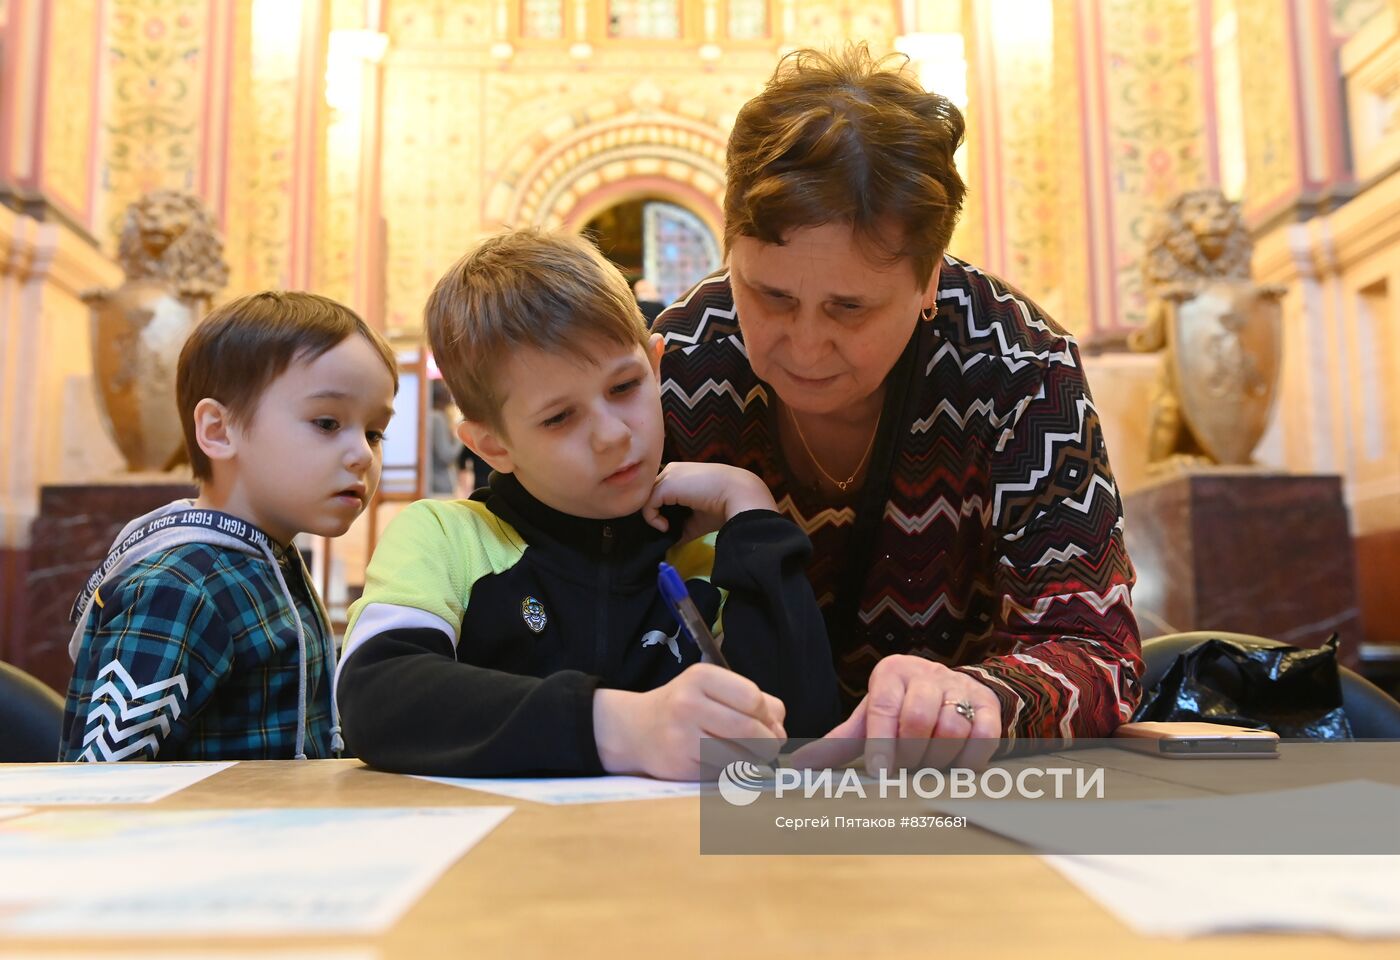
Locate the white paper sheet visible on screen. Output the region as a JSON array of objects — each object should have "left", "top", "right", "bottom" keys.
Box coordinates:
[
  {"left": 0, "top": 761, "right": 237, "bottom": 805},
  {"left": 416, "top": 773, "right": 700, "bottom": 804},
  {"left": 933, "top": 779, "right": 1400, "bottom": 937},
  {"left": 1044, "top": 854, "right": 1400, "bottom": 938},
  {"left": 0, "top": 807, "right": 29, "bottom": 821},
  {"left": 0, "top": 806, "right": 512, "bottom": 937}
]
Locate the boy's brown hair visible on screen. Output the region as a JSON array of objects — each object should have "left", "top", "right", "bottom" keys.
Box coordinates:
[
  {"left": 724, "top": 43, "right": 966, "bottom": 287},
  {"left": 176, "top": 291, "right": 398, "bottom": 482},
  {"left": 424, "top": 229, "right": 646, "bottom": 431}
]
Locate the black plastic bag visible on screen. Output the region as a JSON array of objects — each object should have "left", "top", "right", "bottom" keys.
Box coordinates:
[{"left": 1132, "top": 634, "right": 1353, "bottom": 739}]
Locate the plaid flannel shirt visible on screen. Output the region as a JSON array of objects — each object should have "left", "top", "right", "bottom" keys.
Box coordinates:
[{"left": 60, "top": 541, "right": 334, "bottom": 761}]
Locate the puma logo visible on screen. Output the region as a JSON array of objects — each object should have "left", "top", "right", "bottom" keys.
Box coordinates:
[{"left": 640, "top": 626, "right": 682, "bottom": 663}]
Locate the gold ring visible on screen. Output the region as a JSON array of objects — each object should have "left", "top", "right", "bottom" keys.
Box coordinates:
[{"left": 943, "top": 699, "right": 976, "bottom": 722}]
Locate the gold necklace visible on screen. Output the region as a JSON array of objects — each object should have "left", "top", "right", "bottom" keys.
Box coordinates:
[{"left": 785, "top": 404, "right": 881, "bottom": 492}]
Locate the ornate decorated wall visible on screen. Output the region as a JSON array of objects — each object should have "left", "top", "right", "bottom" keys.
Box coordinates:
[
  {"left": 1, "top": 0, "right": 1277, "bottom": 370},
  {"left": 1252, "top": 2, "right": 1400, "bottom": 643},
  {"left": 376, "top": 0, "right": 831, "bottom": 336}
]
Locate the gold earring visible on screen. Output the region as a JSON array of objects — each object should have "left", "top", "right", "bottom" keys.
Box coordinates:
[{"left": 920, "top": 305, "right": 936, "bottom": 321}]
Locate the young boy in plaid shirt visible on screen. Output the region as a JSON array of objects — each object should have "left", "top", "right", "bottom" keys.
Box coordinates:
[{"left": 60, "top": 292, "right": 397, "bottom": 761}]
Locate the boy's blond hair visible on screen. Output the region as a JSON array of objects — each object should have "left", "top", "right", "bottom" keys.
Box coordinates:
[{"left": 425, "top": 229, "right": 646, "bottom": 430}]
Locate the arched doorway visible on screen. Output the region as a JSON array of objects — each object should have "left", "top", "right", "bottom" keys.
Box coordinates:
[{"left": 582, "top": 196, "right": 721, "bottom": 306}]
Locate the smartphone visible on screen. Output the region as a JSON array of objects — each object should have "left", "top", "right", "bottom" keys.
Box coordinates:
[{"left": 1113, "top": 721, "right": 1279, "bottom": 759}]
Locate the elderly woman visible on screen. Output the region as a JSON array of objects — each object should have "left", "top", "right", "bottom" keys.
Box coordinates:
[{"left": 655, "top": 46, "right": 1141, "bottom": 770}]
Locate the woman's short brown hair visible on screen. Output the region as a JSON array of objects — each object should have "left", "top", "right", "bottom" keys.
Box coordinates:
[
  {"left": 424, "top": 229, "right": 646, "bottom": 431},
  {"left": 176, "top": 291, "right": 398, "bottom": 482},
  {"left": 724, "top": 44, "right": 966, "bottom": 286}
]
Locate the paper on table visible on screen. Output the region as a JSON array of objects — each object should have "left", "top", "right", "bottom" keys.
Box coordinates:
[
  {"left": 0, "top": 761, "right": 236, "bottom": 805},
  {"left": 415, "top": 774, "right": 700, "bottom": 805},
  {"left": 1044, "top": 854, "right": 1400, "bottom": 938},
  {"left": 0, "top": 806, "right": 512, "bottom": 937}
]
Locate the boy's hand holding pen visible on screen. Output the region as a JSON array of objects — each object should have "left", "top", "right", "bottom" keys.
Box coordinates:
[
  {"left": 590, "top": 562, "right": 784, "bottom": 780},
  {"left": 592, "top": 665, "right": 785, "bottom": 781}
]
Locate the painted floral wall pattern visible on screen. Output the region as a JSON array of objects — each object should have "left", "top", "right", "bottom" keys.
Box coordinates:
[
  {"left": 42, "top": 0, "right": 101, "bottom": 223},
  {"left": 1102, "top": 0, "right": 1211, "bottom": 328},
  {"left": 102, "top": 0, "right": 209, "bottom": 246},
  {"left": 1235, "top": 0, "right": 1300, "bottom": 217}
]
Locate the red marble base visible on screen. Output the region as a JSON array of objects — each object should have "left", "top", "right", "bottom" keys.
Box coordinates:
[
  {"left": 1357, "top": 528, "right": 1400, "bottom": 647},
  {"left": 1123, "top": 471, "right": 1362, "bottom": 667},
  {"left": 19, "top": 481, "right": 196, "bottom": 695},
  {"left": 1, "top": 546, "right": 29, "bottom": 669}
]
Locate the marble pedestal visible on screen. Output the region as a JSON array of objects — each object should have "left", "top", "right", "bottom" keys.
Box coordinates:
[
  {"left": 18, "top": 479, "right": 196, "bottom": 695},
  {"left": 1123, "top": 471, "right": 1362, "bottom": 667}
]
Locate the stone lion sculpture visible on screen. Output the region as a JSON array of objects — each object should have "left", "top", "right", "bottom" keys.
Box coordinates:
[
  {"left": 84, "top": 190, "right": 230, "bottom": 472},
  {"left": 112, "top": 189, "right": 230, "bottom": 298},
  {"left": 1128, "top": 188, "right": 1284, "bottom": 471},
  {"left": 1141, "top": 188, "right": 1253, "bottom": 294}
]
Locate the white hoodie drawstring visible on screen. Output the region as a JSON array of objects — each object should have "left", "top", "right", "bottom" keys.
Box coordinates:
[
  {"left": 260, "top": 541, "right": 311, "bottom": 761},
  {"left": 298, "top": 551, "right": 346, "bottom": 756},
  {"left": 324, "top": 630, "right": 346, "bottom": 756}
]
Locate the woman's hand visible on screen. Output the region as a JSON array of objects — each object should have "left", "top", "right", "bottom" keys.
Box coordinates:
[
  {"left": 791, "top": 654, "right": 1003, "bottom": 774},
  {"left": 643, "top": 462, "right": 778, "bottom": 543}
]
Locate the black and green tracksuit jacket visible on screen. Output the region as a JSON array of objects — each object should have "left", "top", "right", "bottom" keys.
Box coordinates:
[{"left": 335, "top": 472, "right": 840, "bottom": 776}]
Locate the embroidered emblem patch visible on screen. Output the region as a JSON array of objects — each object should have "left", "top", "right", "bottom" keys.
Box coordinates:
[{"left": 521, "top": 596, "right": 548, "bottom": 634}]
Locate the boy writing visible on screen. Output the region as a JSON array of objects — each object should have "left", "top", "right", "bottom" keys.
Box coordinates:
[
  {"left": 336, "top": 230, "right": 839, "bottom": 778},
  {"left": 61, "top": 291, "right": 398, "bottom": 761}
]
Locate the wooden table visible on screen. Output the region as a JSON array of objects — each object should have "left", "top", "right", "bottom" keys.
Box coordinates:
[{"left": 2, "top": 755, "right": 1396, "bottom": 959}]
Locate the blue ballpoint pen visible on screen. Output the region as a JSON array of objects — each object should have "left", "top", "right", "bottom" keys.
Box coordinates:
[{"left": 657, "top": 561, "right": 730, "bottom": 670}]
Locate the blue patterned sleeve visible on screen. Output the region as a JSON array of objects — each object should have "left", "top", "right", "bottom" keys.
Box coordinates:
[{"left": 60, "top": 573, "right": 233, "bottom": 762}]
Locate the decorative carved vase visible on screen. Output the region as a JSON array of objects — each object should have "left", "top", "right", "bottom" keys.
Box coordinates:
[
  {"left": 82, "top": 191, "right": 229, "bottom": 472},
  {"left": 1128, "top": 189, "right": 1285, "bottom": 473}
]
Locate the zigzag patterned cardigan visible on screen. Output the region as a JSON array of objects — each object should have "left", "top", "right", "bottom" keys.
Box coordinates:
[{"left": 656, "top": 257, "right": 1143, "bottom": 743}]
